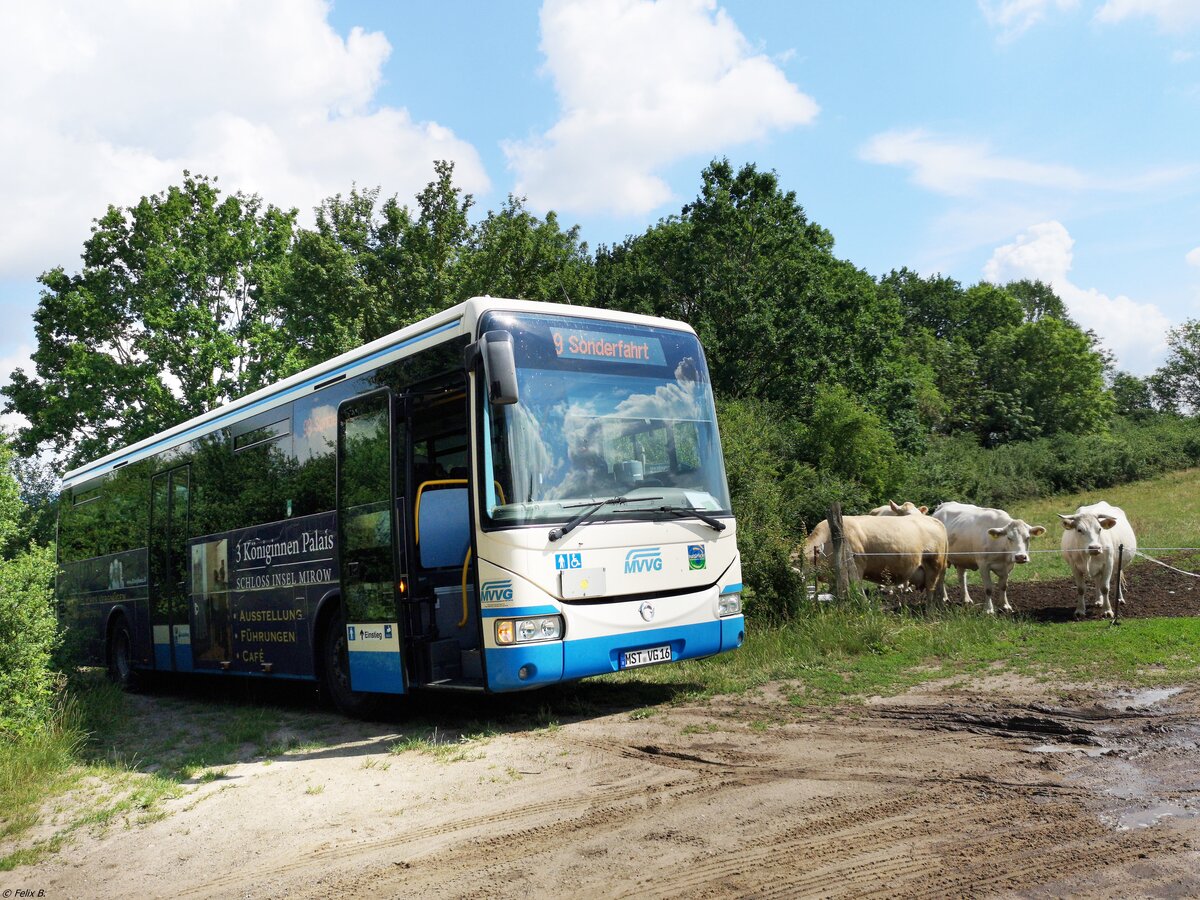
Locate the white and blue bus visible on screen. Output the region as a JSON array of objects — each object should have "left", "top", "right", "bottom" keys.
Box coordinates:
[{"left": 57, "top": 298, "right": 744, "bottom": 714}]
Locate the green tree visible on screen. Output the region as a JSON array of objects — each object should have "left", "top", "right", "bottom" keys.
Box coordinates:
[
  {"left": 459, "top": 195, "right": 594, "bottom": 306},
  {"left": 880, "top": 268, "right": 967, "bottom": 339},
  {"left": 977, "top": 316, "right": 1112, "bottom": 444},
  {"left": 958, "top": 283, "right": 1025, "bottom": 348},
  {"left": 3, "top": 173, "right": 296, "bottom": 466},
  {"left": 596, "top": 160, "right": 908, "bottom": 416},
  {"left": 715, "top": 397, "right": 802, "bottom": 621},
  {"left": 274, "top": 163, "right": 592, "bottom": 370},
  {"left": 0, "top": 435, "right": 22, "bottom": 554},
  {"left": 1005, "top": 278, "right": 1072, "bottom": 323},
  {"left": 1150, "top": 319, "right": 1200, "bottom": 413},
  {"left": 799, "top": 384, "right": 903, "bottom": 500},
  {"left": 1110, "top": 371, "right": 1156, "bottom": 419},
  {"left": 0, "top": 434, "right": 59, "bottom": 738}
]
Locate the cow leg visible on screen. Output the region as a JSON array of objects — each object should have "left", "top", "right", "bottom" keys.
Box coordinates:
[
  {"left": 996, "top": 568, "right": 1014, "bottom": 612},
  {"left": 1098, "top": 558, "right": 1115, "bottom": 618},
  {"left": 935, "top": 567, "right": 948, "bottom": 604},
  {"left": 980, "top": 568, "right": 996, "bottom": 615},
  {"left": 1073, "top": 572, "right": 1088, "bottom": 619},
  {"left": 958, "top": 567, "right": 973, "bottom": 606}
]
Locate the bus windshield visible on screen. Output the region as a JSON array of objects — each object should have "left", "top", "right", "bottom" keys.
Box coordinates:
[{"left": 480, "top": 311, "right": 732, "bottom": 528}]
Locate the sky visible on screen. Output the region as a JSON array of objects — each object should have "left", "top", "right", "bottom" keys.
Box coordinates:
[{"left": 2, "top": 0, "right": 1200, "bottom": 433}]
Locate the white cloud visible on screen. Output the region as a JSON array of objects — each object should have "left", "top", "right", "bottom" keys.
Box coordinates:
[
  {"left": 861, "top": 129, "right": 1198, "bottom": 199},
  {"left": 1096, "top": 0, "right": 1200, "bottom": 31},
  {"left": 1186, "top": 246, "right": 1200, "bottom": 266},
  {"left": 978, "top": 0, "right": 1079, "bottom": 39},
  {"left": 0, "top": 0, "right": 489, "bottom": 280},
  {"left": 505, "top": 0, "right": 818, "bottom": 215},
  {"left": 860, "top": 130, "right": 1087, "bottom": 197},
  {"left": 1172, "top": 49, "right": 1196, "bottom": 62},
  {"left": 984, "top": 221, "right": 1172, "bottom": 373}
]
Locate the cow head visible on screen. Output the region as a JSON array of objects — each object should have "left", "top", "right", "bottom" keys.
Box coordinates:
[
  {"left": 987, "top": 519, "right": 1047, "bottom": 564},
  {"left": 1058, "top": 513, "right": 1115, "bottom": 555},
  {"left": 886, "top": 499, "right": 928, "bottom": 515}
]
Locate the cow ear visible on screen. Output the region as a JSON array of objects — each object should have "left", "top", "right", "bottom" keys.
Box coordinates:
[
  {"left": 918, "top": 506, "right": 928, "bottom": 514},
  {"left": 1058, "top": 515, "right": 1076, "bottom": 529},
  {"left": 1098, "top": 516, "right": 1117, "bottom": 530},
  {"left": 987, "top": 527, "right": 1006, "bottom": 538},
  {"left": 889, "top": 499, "right": 901, "bottom": 512},
  {"left": 1030, "top": 525, "right": 1046, "bottom": 537}
]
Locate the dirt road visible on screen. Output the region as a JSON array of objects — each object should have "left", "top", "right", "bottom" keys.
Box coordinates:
[{"left": 21, "top": 673, "right": 1200, "bottom": 899}]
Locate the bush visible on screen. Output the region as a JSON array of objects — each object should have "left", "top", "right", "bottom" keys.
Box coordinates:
[
  {"left": 717, "top": 398, "right": 803, "bottom": 623},
  {"left": 900, "top": 415, "right": 1200, "bottom": 509},
  {"left": 0, "top": 545, "right": 60, "bottom": 739}
]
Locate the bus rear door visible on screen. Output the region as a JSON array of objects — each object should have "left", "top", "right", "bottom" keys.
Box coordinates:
[{"left": 336, "top": 390, "right": 407, "bottom": 694}]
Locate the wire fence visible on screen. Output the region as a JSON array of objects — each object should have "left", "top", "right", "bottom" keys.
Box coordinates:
[
  {"left": 809, "top": 547, "right": 1200, "bottom": 557},
  {"left": 803, "top": 546, "right": 1200, "bottom": 583}
]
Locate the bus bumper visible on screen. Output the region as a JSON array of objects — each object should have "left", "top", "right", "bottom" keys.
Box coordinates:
[{"left": 484, "top": 615, "right": 744, "bottom": 692}]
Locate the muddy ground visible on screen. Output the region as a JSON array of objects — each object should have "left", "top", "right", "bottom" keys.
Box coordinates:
[
  {"left": 14, "top": 662, "right": 1200, "bottom": 899},
  {"left": 10, "top": 564, "right": 1200, "bottom": 897},
  {"left": 1007, "top": 555, "right": 1200, "bottom": 620}
]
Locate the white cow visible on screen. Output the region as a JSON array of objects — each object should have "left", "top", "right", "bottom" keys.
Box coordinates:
[
  {"left": 802, "top": 514, "right": 948, "bottom": 603},
  {"left": 1058, "top": 501, "right": 1137, "bottom": 619},
  {"left": 932, "top": 502, "right": 1047, "bottom": 614}
]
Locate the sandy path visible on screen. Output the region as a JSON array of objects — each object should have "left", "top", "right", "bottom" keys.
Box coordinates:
[{"left": 22, "top": 678, "right": 1200, "bottom": 898}]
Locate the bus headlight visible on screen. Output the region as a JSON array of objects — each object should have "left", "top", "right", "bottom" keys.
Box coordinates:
[
  {"left": 495, "top": 615, "right": 563, "bottom": 645},
  {"left": 718, "top": 592, "right": 742, "bottom": 617}
]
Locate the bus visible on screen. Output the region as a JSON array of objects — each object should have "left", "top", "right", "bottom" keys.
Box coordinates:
[{"left": 57, "top": 297, "right": 745, "bottom": 714}]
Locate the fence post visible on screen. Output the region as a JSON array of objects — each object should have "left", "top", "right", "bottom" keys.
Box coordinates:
[{"left": 829, "top": 502, "right": 850, "bottom": 601}]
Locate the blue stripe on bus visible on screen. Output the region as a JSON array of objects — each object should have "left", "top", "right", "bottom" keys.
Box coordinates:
[
  {"left": 66, "top": 320, "right": 460, "bottom": 484},
  {"left": 348, "top": 649, "right": 407, "bottom": 694},
  {"left": 153, "top": 643, "right": 171, "bottom": 670},
  {"left": 720, "top": 614, "right": 745, "bottom": 652},
  {"left": 480, "top": 605, "right": 561, "bottom": 619},
  {"left": 720, "top": 583, "right": 743, "bottom": 594},
  {"left": 485, "top": 641, "right": 565, "bottom": 691},
  {"left": 174, "top": 644, "right": 193, "bottom": 672},
  {"left": 561, "top": 620, "right": 723, "bottom": 681}
]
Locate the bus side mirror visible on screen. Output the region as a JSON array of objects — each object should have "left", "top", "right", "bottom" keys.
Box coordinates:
[{"left": 479, "top": 331, "right": 519, "bottom": 406}]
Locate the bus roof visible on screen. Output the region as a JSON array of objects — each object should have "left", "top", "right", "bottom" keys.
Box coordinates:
[{"left": 61, "top": 297, "right": 696, "bottom": 490}]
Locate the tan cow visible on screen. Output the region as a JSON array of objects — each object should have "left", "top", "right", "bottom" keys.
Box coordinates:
[
  {"left": 802, "top": 514, "right": 948, "bottom": 603},
  {"left": 869, "top": 499, "right": 929, "bottom": 516}
]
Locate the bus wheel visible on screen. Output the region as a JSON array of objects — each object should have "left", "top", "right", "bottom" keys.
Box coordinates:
[
  {"left": 320, "top": 610, "right": 381, "bottom": 719},
  {"left": 106, "top": 616, "right": 142, "bottom": 691}
]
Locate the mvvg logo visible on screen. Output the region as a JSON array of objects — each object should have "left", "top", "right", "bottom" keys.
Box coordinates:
[
  {"left": 481, "top": 580, "right": 514, "bottom": 604},
  {"left": 624, "top": 547, "right": 663, "bottom": 574}
]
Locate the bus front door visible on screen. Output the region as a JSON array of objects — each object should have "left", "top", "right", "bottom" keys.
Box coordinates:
[{"left": 336, "top": 390, "right": 407, "bottom": 695}]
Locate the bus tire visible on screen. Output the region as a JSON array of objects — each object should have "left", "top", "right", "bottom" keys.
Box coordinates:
[
  {"left": 319, "top": 608, "right": 381, "bottom": 719},
  {"left": 106, "top": 615, "right": 142, "bottom": 692}
]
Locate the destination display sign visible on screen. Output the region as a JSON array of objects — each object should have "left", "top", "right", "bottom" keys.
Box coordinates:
[{"left": 551, "top": 327, "right": 666, "bottom": 366}]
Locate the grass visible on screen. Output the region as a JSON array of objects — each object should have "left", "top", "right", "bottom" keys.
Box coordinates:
[
  {"left": 388, "top": 725, "right": 497, "bottom": 763},
  {"left": 1007, "top": 466, "right": 1200, "bottom": 582},
  {"left": 608, "top": 593, "right": 1200, "bottom": 706},
  {"left": 6, "top": 466, "right": 1200, "bottom": 873},
  {"left": 0, "top": 686, "right": 185, "bottom": 871},
  {"left": 0, "top": 672, "right": 329, "bottom": 871}
]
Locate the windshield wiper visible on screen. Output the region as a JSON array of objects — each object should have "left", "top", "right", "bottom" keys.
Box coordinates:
[
  {"left": 655, "top": 505, "right": 727, "bottom": 532},
  {"left": 548, "top": 495, "right": 663, "bottom": 543}
]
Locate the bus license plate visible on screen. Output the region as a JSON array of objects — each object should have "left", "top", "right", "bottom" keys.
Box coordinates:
[{"left": 621, "top": 645, "right": 671, "bottom": 669}]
